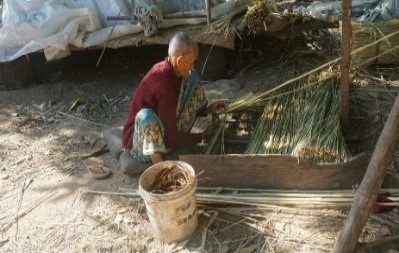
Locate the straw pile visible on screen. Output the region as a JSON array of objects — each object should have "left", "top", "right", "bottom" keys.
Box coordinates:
[
  {"left": 243, "top": 0, "right": 278, "bottom": 32},
  {"left": 351, "top": 20, "right": 399, "bottom": 66},
  {"left": 205, "top": 0, "right": 313, "bottom": 36}
]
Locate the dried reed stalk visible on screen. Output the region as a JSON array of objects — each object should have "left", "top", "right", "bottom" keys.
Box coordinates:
[
  {"left": 352, "top": 20, "right": 399, "bottom": 66},
  {"left": 196, "top": 187, "right": 399, "bottom": 208},
  {"left": 92, "top": 187, "right": 399, "bottom": 208}
]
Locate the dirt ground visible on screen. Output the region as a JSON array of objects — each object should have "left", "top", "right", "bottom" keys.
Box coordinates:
[{"left": 1, "top": 32, "right": 399, "bottom": 253}]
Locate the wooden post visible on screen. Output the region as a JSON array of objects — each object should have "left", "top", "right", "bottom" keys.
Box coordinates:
[
  {"left": 204, "top": 0, "right": 211, "bottom": 25},
  {"left": 333, "top": 93, "right": 399, "bottom": 253},
  {"left": 340, "top": 0, "right": 352, "bottom": 133}
]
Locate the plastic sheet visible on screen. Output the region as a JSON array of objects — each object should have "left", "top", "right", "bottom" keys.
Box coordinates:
[
  {"left": 292, "top": 0, "right": 399, "bottom": 22},
  {"left": 0, "top": 0, "right": 106, "bottom": 62},
  {"left": 0, "top": 0, "right": 216, "bottom": 62}
]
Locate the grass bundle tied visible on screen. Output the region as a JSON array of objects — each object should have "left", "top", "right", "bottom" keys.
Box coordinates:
[
  {"left": 204, "top": 67, "right": 352, "bottom": 164},
  {"left": 245, "top": 70, "right": 351, "bottom": 163},
  {"left": 148, "top": 164, "right": 194, "bottom": 194},
  {"left": 243, "top": 0, "right": 279, "bottom": 33},
  {"left": 351, "top": 20, "right": 399, "bottom": 66},
  {"left": 205, "top": 0, "right": 249, "bottom": 36}
]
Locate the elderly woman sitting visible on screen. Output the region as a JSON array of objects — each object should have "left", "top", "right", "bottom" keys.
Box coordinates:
[{"left": 120, "top": 31, "right": 224, "bottom": 176}]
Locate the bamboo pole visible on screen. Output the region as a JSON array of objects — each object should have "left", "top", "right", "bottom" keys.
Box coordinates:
[
  {"left": 333, "top": 93, "right": 399, "bottom": 253},
  {"left": 340, "top": 0, "right": 352, "bottom": 133},
  {"left": 205, "top": 0, "right": 211, "bottom": 25}
]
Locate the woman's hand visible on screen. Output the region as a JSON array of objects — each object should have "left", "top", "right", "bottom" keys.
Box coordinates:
[{"left": 204, "top": 100, "right": 226, "bottom": 115}]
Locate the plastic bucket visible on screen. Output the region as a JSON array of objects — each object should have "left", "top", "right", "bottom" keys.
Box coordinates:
[{"left": 139, "top": 161, "right": 198, "bottom": 243}]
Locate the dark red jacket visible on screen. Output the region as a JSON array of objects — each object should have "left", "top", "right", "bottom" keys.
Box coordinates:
[{"left": 122, "top": 58, "right": 203, "bottom": 150}]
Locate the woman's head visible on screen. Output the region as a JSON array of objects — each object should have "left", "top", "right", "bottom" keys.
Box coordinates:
[{"left": 168, "top": 32, "right": 198, "bottom": 78}]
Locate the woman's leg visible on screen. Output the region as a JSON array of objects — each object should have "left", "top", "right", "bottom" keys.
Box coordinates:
[{"left": 131, "top": 108, "right": 167, "bottom": 164}]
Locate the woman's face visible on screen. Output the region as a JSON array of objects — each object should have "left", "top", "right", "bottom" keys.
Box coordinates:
[{"left": 176, "top": 49, "right": 197, "bottom": 78}]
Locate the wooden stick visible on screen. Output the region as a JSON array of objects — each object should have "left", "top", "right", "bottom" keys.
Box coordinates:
[
  {"left": 57, "top": 111, "right": 109, "bottom": 127},
  {"left": 14, "top": 178, "right": 33, "bottom": 241},
  {"left": 2, "top": 191, "right": 55, "bottom": 234},
  {"left": 340, "top": 0, "right": 352, "bottom": 133},
  {"left": 333, "top": 93, "right": 399, "bottom": 252},
  {"left": 84, "top": 190, "right": 138, "bottom": 197},
  {"left": 96, "top": 0, "right": 127, "bottom": 67}
]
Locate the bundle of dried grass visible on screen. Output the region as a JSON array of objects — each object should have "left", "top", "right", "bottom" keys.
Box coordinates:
[
  {"left": 205, "top": 0, "right": 248, "bottom": 36},
  {"left": 148, "top": 164, "right": 194, "bottom": 194},
  {"left": 243, "top": 0, "right": 278, "bottom": 32},
  {"left": 203, "top": 64, "right": 353, "bottom": 164},
  {"left": 351, "top": 20, "right": 399, "bottom": 66},
  {"left": 206, "top": 70, "right": 351, "bottom": 163},
  {"left": 245, "top": 70, "right": 351, "bottom": 163}
]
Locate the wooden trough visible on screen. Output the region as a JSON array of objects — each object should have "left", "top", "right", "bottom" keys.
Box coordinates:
[
  {"left": 179, "top": 152, "right": 372, "bottom": 190},
  {"left": 103, "top": 126, "right": 371, "bottom": 191}
]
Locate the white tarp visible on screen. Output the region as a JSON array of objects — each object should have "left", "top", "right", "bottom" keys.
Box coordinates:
[
  {"left": 0, "top": 0, "right": 231, "bottom": 62},
  {"left": 304, "top": 0, "right": 399, "bottom": 21}
]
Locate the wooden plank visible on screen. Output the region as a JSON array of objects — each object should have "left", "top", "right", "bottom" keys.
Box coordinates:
[
  {"left": 89, "top": 25, "right": 235, "bottom": 50},
  {"left": 179, "top": 152, "right": 371, "bottom": 190}
]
